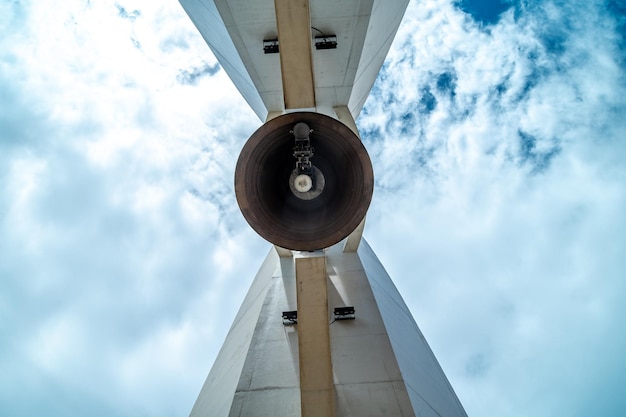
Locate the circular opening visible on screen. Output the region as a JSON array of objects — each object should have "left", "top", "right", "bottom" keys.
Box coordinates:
[{"left": 235, "top": 112, "right": 373, "bottom": 250}]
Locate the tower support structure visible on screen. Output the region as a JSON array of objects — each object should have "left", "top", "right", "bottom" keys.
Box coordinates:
[
  {"left": 189, "top": 241, "right": 467, "bottom": 417},
  {"left": 180, "top": 1, "right": 468, "bottom": 415}
]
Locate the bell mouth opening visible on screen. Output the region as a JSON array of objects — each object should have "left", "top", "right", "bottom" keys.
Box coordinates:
[{"left": 235, "top": 112, "right": 374, "bottom": 251}]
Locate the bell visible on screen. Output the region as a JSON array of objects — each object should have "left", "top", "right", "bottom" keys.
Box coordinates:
[{"left": 235, "top": 112, "right": 374, "bottom": 251}]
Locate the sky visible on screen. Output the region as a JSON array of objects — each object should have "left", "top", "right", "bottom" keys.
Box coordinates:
[{"left": 1, "top": 0, "right": 625, "bottom": 416}]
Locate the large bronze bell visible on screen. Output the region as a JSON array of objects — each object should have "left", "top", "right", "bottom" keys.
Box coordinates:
[{"left": 235, "top": 112, "right": 373, "bottom": 251}]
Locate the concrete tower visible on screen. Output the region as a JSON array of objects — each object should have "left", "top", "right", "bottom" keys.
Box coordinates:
[{"left": 179, "top": 1, "right": 468, "bottom": 416}]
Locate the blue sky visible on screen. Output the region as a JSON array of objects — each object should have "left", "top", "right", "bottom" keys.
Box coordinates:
[{"left": 1, "top": 0, "right": 625, "bottom": 416}]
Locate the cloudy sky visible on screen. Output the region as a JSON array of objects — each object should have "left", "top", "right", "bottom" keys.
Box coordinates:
[{"left": 1, "top": 0, "right": 625, "bottom": 416}]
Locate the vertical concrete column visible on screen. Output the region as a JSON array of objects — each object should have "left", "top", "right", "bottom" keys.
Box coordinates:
[
  {"left": 295, "top": 256, "right": 336, "bottom": 417},
  {"left": 333, "top": 105, "right": 359, "bottom": 137},
  {"left": 333, "top": 105, "right": 366, "bottom": 253},
  {"left": 274, "top": 0, "right": 316, "bottom": 109}
]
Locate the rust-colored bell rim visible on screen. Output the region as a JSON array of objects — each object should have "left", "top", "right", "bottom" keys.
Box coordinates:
[{"left": 235, "top": 112, "right": 374, "bottom": 251}]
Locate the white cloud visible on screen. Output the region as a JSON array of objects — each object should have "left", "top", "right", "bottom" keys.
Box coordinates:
[
  {"left": 359, "top": 1, "right": 626, "bottom": 416},
  {"left": 1, "top": 0, "right": 624, "bottom": 416}
]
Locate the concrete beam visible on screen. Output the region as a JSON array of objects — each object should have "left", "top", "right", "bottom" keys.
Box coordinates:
[
  {"left": 333, "top": 105, "right": 359, "bottom": 137},
  {"left": 274, "top": 245, "right": 293, "bottom": 258},
  {"left": 295, "top": 255, "right": 336, "bottom": 417},
  {"left": 274, "top": 0, "right": 316, "bottom": 109},
  {"left": 343, "top": 216, "right": 366, "bottom": 253}
]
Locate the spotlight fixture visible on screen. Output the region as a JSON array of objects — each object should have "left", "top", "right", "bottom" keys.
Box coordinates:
[
  {"left": 333, "top": 306, "right": 355, "bottom": 320},
  {"left": 263, "top": 39, "right": 279, "bottom": 54},
  {"left": 282, "top": 310, "right": 298, "bottom": 325}
]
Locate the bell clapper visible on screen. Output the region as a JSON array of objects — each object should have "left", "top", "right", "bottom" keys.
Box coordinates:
[{"left": 289, "top": 122, "right": 324, "bottom": 200}]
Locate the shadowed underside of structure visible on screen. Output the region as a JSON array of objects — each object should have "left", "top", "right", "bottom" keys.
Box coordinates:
[
  {"left": 178, "top": 0, "right": 411, "bottom": 121},
  {"left": 179, "top": 0, "right": 468, "bottom": 416},
  {"left": 189, "top": 241, "right": 467, "bottom": 417}
]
